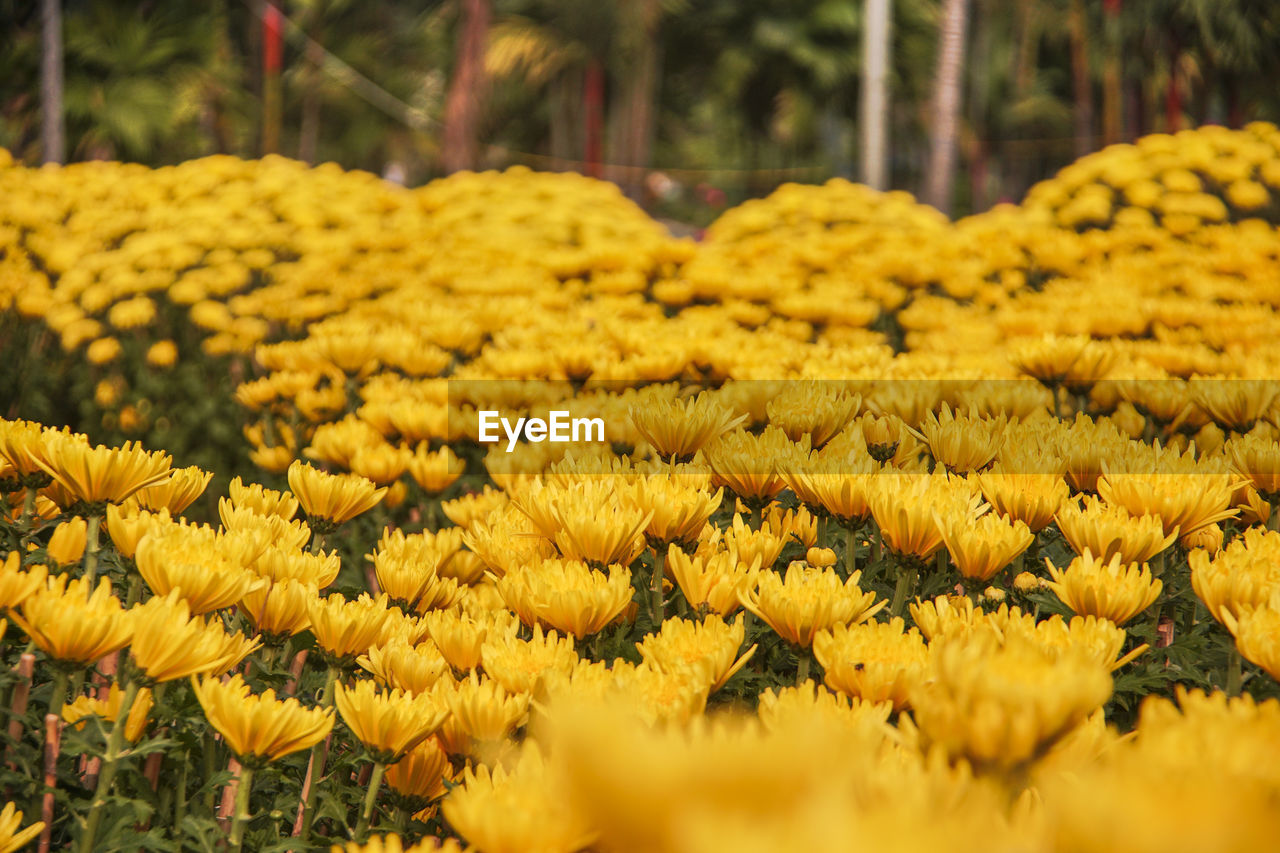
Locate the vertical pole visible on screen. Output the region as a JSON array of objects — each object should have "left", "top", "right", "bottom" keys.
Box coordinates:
[
  {"left": 41, "top": 0, "right": 65, "bottom": 164},
  {"left": 262, "top": 2, "right": 284, "bottom": 155},
  {"left": 923, "top": 0, "right": 969, "bottom": 215},
  {"left": 861, "top": 0, "right": 892, "bottom": 189}
]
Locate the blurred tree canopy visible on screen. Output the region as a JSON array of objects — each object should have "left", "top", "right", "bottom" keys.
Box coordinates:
[{"left": 2, "top": 0, "right": 1279, "bottom": 217}]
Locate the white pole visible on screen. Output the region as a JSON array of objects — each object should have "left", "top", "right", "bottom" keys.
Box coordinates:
[{"left": 861, "top": 0, "right": 891, "bottom": 189}]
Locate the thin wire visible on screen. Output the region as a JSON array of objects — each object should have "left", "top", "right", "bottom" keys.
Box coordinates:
[
  {"left": 245, "top": 0, "right": 436, "bottom": 131},
  {"left": 241, "top": 0, "right": 832, "bottom": 180},
  {"left": 243, "top": 0, "right": 1129, "bottom": 181}
]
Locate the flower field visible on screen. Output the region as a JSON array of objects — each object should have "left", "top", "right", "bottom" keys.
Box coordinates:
[{"left": 3, "top": 123, "right": 1280, "bottom": 851}]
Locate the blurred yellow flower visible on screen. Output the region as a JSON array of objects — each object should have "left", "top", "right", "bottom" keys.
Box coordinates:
[
  {"left": 45, "top": 516, "right": 87, "bottom": 567},
  {"left": 62, "top": 682, "right": 154, "bottom": 743}
]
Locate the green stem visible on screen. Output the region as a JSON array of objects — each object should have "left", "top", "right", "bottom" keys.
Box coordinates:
[
  {"left": 256, "top": 644, "right": 280, "bottom": 678},
  {"left": 356, "top": 761, "right": 387, "bottom": 841},
  {"left": 650, "top": 549, "right": 665, "bottom": 625},
  {"left": 45, "top": 668, "right": 70, "bottom": 723},
  {"left": 78, "top": 679, "right": 141, "bottom": 853},
  {"left": 1181, "top": 598, "right": 1198, "bottom": 640},
  {"left": 19, "top": 487, "right": 36, "bottom": 533},
  {"left": 229, "top": 764, "right": 254, "bottom": 852},
  {"left": 124, "top": 573, "right": 142, "bottom": 608},
  {"left": 844, "top": 524, "right": 858, "bottom": 580},
  {"left": 1227, "top": 644, "right": 1243, "bottom": 697},
  {"left": 298, "top": 666, "right": 339, "bottom": 841},
  {"left": 890, "top": 566, "right": 916, "bottom": 620},
  {"left": 173, "top": 755, "right": 189, "bottom": 829},
  {"left": 795, "top": 652, "right": 811, "bottom": 686},
  {"left": 82, "top": 514, "right": 102, "bottom": 585},
  {"left": 203, "top": 730, "right": 218, "bottom": 812},
  {"left": 1268, "top": 505, "right": 1279, "bottom": 533}
]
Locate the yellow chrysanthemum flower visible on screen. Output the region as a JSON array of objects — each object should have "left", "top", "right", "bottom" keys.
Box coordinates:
[
  {"left": 384, "top": 738, "right": 452, "bottom": 807},
  {"left": 665, "top": 546, "right": 760, "bottom": 617},
  {"left": 224, "top": 477, "right": 299, "bottom": 521},
  {"left": 135, "top": 530, "right": 263, "bottom": 614},
  {"left": 937, "top": 511, "right": 1034, "bottom": 582},
  {"left": 34, "top": 434, "right": 172, "bottom": 507},
  {"left": 0, "top": 552, "right": 47, "bottom": 610},
  {"left": 287, "top": 460, "right": 386, "bottom": 529},
  {"left": 443, "top": 744, "right": 596, "bottom": 853},
  {"left": 131, "top": 465, "right": 213, "bottom": 514},
  {"left": 497, "top": 558, "right": 633, "bottom": 639},
  {"left": 62, "top": 683, "right": 154, "bottom": 743},
  {"left": 813, "top": 617, "right": 928, "bottom": 709},
  {"left": 739, "top": 564, "right": 883, "bottom": 648},
  {"left": 334, "top": 679, "right": 449, "bottom": 762},
  {"left": 194, "top": 674, "right": 334, "bottom": 765},
  {"left": 406, "top": 444, "right": 465, "bottom": 494},
  {"left": 331, "top": 835, "right": 464, "bottom": 853},
  {"left": 45, "top": 516, "right": 87, "bottom": 567},
  {"left": 238, "top": 578, "right": 315, "bottom": 641},
  {"left": 910, "top": 629, "right": 1112, "bottom": 771},
  {"left": 307, "top": 592, "right": 396, "bottom": 663},
  {"left": 11, "top": 576, "right": 132, "bottom": 665},
  {"left": 1189, "top": 527, "right": 1280, "bottom": 626},
  {"left": 1055, "top": 495, "right": 1178, "bottom": 565},
  {"left": 359, "top": 638, "right": 453, "bottom": 695},
  {"left": 1045, "top": 550, "right": 1162, "bottom": 626},
  {"left": 630, "top": 390, "right": 745, "bottom": 462},
  {"left": 481, "top": 625, "right": 579, "bottom": 695},
  {"left": 436, "top": 673, "right": 530, "bottom": 757},
  {"left": 0, "top": 802, "right": 44, "bottom": 853},
  {"left": 129, "top": 591, "right": 261, "bottom": 683}
]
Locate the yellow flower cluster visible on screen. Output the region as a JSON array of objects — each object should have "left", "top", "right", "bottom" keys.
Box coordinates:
[{"left": 4, "top": 123, "right": 1280, "bottom": 850}]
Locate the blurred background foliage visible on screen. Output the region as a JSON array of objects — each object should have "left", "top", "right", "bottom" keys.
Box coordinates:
[{"left": 3, "top": 0, "right": 1279, "bottom": 221}]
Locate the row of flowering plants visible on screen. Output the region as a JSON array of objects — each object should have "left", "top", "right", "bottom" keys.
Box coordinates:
[
  {"left": 2, "top": 125, "right": 1280, "bottom": 850},
  {"left": 3, "top": 377, "right": 1280, "bottom": 851}
]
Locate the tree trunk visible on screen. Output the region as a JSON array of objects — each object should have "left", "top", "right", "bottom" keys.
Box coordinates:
[
  {"left": 1101, "top": 0, "right": 1122, "bottom": 144},
  {"left": 41, "top": 0, "right": 64, "bottom": 164},
  {"left": 1226, "top": 76, "right": 1243, "bottom": 128},
  {"left": 1068, "top": 0, "right": 1092, "bottom": 158},
  {"left": 298, "top": 39, "right": 323, "bottom": 163},
  {"left": 442, "top": 0, "right": 491, "bottom": 173},
  {"left": 206, "top": 0, "right": 234, "bottom": 154},
  {"left": 1165, "top": 35, "right": 1181, "bottom": 132},
  {"left": 583, "top": 59, "right": 605, "bottom": 178},
  {"left": 620, "top": 0, "right": 661, "bottom": 199},
  {"left": 549, "top": 68, "right": 583, "bottom": 167},
  {"left": 861, "top": 0, "right": 891, "bottom": 189},
  {"left": 1127, "top": 75, "right": 1144, "bottom": 139},
  {"left": 923, "top": 0, "right": 969, "bottom": 215}
]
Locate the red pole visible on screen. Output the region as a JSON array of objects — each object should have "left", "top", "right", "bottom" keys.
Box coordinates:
[
  {"left": 264, "top": 4, "right": 282, "bottom": 74},
  {"left": 262, "top": 3, "right": 283, "bottom": 154},
  {"left": 584, "top": 60, "right": 604, "bottom": 178}
]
